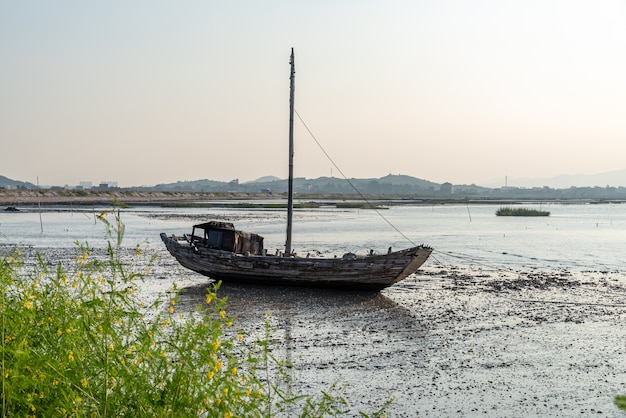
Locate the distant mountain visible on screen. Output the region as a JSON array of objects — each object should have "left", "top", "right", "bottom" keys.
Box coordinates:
[
  {"left": 151, "top": 178, "right": 236, "bottom": 192},
  {"left": 246, "top": 176, "right": 282, "bottom": 184},
  {"left": 481, "top": 168, "right": 626, "bottom": 188},
  {"left": 0, "top": 175, "right": 35, "bottom": 189},
  {"left": 150, "top": 174, "right": 444, "bottom": 194},
  {"left": 376, "top": 174, "right": 438, "bottom": 188}
]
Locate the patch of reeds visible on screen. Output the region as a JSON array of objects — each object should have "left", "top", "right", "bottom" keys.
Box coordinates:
[
  {"left": 162, "top": 202, "right": 322, "bottom": 209},
  {"left": 0, "top": 209, "right": 390, "bottom": 417},
  {"left": 335, "top": 202, "right": 387, "bottom": 209},
  {"left": 496, "top": 207, "right": 550, "bottom": 216}
]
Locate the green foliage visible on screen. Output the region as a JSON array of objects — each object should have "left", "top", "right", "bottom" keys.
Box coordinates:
[
  {"left": 615, "top": 395, "right": 626, "bottom": 410},
  {"left": 335, "top": 202, "right": 386, "bottom": 210},
  {"left": 0, "top": 209, "right": 389, "bottom": 417},
  {"left": 496, "top": 207, "right": 550, "bottom": 216}
]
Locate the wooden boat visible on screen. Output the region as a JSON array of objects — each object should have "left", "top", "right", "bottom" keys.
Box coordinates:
[{"left": 160, "top": 49, "right": 432, "bottom": 290}]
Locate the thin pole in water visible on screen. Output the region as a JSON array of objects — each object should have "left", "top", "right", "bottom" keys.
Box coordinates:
[{"left": 37, "top": 176, "right": 43, "bottom": 233}]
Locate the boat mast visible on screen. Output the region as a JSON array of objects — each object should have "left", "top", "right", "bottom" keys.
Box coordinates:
[{"left": 285, "top": 48, "right": 295, "bottom": 256}]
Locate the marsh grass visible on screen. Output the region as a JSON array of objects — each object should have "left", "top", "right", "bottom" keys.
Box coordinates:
[
  {"left": 1, "top": 209, "right": 388, "bottom": 417},
  {"left": 495, "top": 207, "right": 550, "bottom": 216}
]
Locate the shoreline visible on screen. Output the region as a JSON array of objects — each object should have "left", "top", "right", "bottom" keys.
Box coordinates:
[{"left": 1, "top": 189, "right": 623, "bottom": 207}]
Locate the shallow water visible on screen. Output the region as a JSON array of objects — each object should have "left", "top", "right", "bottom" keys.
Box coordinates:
[
  {"left": 2, "top": 202, "right": 624, "bottom": 273},
  {"left": 1, "top": 203, "right": 626, "bottom": 416}
]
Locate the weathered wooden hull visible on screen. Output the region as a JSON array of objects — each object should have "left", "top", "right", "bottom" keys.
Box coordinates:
[{"left": 160, "top": 233, "right": 432, "bottom": 290}]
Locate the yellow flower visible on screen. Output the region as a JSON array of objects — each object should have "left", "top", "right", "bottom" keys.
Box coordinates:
[
  {"left": 108, "top": 343, "right": 115, "bottom": 351},
  {"left": 25, "top": 301, "right": 32, "bottom": 310},
  {"left": 231, "top": 367, "right": 237, "bottom": 376},
  {"left": 223, "top": 387, "right": 229, "bottom": 395},
  {"left": 205, "top": 294, "right": 213, "bottom": 304},
  {"left": 207, "top": 371, "right": 215, "bottom": 380},
  {"left": 219, "top": 310, "right": 226, "bottom": 319},
  {"left": 81, "top": 378, "right": 88, "bottom": 388},
  {"left": 238, "top": 334, "right": 243, "bottom": 341},
  {"left": 169, "top": 306, "right": 174, "bottom": 314},
  {"left": 225, "top": 412, "right": 232, "bottom": 418},
  {"left": 68, "top": 351, "right": 74, "bottom": 362},
  {"left": 212, "top": 340, "right": 221, "bottom": 351}
]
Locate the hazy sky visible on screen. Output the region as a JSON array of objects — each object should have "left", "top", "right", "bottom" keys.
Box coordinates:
[{"left": 2, "top": 1, "right": 626, "bottom": 187}]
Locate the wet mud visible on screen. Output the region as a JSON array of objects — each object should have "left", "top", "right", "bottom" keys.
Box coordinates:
[
  {"left": 8, "top": 245, "right": 626, "bottom": 417},
  {"left": 176, "top": 261, "right": 626, "bottom": 417}
]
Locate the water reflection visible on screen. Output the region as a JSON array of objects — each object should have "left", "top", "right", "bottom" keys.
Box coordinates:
[{"left": 178, "top": 281, "right": 406, "bottom": 316}]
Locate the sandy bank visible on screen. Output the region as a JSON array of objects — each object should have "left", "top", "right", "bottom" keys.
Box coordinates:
[{"left": 0, "top": 189, "right": 276, "bottom": 206}]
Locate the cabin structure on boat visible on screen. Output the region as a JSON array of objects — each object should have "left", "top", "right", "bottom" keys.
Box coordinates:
[{"left": 188, "top": 221, "right": 264, "bottom": 255}]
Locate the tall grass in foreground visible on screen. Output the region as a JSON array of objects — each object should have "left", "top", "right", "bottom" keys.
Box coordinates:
[{"left": 1, "top": 210, "right": 389, "bottom": 417}]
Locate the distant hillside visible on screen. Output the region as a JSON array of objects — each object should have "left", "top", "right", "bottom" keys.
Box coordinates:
[
  {"left": 0, "top": 175, "right": 35, "bottom": 189},
  {"left": 482, "top": 168, "right": 626, "bottom": 188},
  {"left": 151, "top": 174, "right": 446, "bottom": 194},
  {"left": 377, "top": 174, "right": 438, "bottom": 187},
  {"left": 246, "top": 176, "right": 282, "bottom": 183},
  {"left": 5, "top": 170, "right": 626, "bottom": 200},
  {"left": 149, "top": 178, "right": 237, "bottom": 192}
]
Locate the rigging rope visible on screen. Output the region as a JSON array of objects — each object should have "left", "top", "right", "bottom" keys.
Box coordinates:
[
  {"left": 295, "top": 109, "right": 418, "bottom": 247},
  {"left": 294, "top": 109, "right": 620, "bottom": 288}
]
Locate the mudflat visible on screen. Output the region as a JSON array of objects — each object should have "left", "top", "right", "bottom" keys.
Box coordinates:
[
  {"left": 19, "top": 243, "right": 623, "bottom": 416},
  {"left": 207, "top": 266, "right": 626, "bottom": 416},
  {"left": 0, "top": 189, "right": 269, "bottom": 205}
]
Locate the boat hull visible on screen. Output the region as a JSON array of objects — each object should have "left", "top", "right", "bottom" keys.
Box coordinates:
[{"left": 160, "top": 233, "right": 432, "bottom": 290}]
